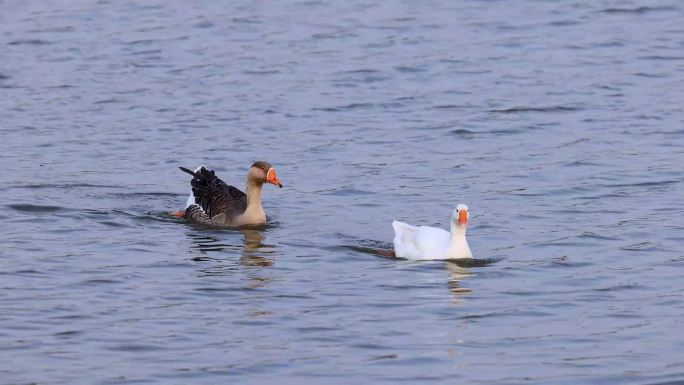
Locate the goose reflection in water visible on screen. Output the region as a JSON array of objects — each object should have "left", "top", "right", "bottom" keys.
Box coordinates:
[
  {"left": 345, "top": 240, "right": 481, "bottom": 304},
  {"left": 239, "top": 228, "right": 273, "bottom": 267},
  {"left": 444, "top": 257, "right": 502, "bottom": 304},
  {"left": 444, "top": 260, "right": 473, "bottom": 305},
  {"left": 189, "top": 229, "right": 276, "bottom": 276}
]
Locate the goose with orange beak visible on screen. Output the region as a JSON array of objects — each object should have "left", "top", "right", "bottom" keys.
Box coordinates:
[
  {"left": 392, "top": 204, "right": 473, "bottom": 260},
  {"left": 171, "top": 161, "right": 283, "bottom": 227}
]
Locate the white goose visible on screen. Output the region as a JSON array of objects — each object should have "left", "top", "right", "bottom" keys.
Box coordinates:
[{"left": 392, "top": 204, "right": 473, "bottom": 260}]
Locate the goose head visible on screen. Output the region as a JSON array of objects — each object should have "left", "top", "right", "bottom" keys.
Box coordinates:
[
  {"left": 452, "top": 204, "right": 469, "bottom": 227},
  {"left": 248, "top": 161, "right": 283, "bottom": 188}
]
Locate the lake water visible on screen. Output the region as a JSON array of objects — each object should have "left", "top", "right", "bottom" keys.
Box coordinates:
[{"left": 1, "top": 1, "right": 684, "bottom": 384}]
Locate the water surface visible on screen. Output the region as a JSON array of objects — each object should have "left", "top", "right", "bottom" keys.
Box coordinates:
[{"left": 1, "top": 1, "right": 684, "bottom": 384}]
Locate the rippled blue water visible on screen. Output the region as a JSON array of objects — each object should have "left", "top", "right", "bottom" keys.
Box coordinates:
[{"left": 2, "top": 1, "right": 684, "bottom": 384}]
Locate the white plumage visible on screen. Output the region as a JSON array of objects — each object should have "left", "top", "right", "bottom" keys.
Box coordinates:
[
  {"left": 184, "top": 165, "right": 206, "bottom": 209},
  {"left": 392, "top": 204, "right": 473, "bottom": 260}
]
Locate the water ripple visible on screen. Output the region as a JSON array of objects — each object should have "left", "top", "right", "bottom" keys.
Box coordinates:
[{"left": 2, "top": 1, "right": 683, "bottom": 384}]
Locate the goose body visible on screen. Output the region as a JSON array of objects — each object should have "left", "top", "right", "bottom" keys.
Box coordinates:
[
  {"left": 175, "top": 161, "right": 282, "bottom": 227},
  {"left": 392, "top": 204, "right": 472, "bottom": 260}
]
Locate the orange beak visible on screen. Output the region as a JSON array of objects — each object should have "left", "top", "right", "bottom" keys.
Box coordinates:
[
  {"left": 458, "top": 209, "right": 468, "bottom": 225},
  {"left": 266, "top": 168, "right": 283, "bottom": 188}
]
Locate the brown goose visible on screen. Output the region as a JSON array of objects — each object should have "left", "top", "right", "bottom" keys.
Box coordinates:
[{"left": 171, "top": 161, "right": 283, "bottom": 227}]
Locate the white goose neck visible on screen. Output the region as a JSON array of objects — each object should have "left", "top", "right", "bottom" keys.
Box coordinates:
[
  {"left": 450, "top": 222, "right": 467, "bottom": 239},
  {"left": 447, "top": 221, "right": 472, "bottom": 258}
]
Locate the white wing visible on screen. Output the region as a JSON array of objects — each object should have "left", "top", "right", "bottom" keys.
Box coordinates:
[
  {"left": 392, "top": 221, "right": 451, "bottom": 260},
  {"left": 412, "top": 226, "right": 451, "bottom": 259},
  {"left": 392, "top": 220, "right": 421, "bottom": 259}
]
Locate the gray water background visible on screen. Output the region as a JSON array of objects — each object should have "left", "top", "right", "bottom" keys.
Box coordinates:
[{"left": 1, "top": 1, "right": 684, "bottom": 384}]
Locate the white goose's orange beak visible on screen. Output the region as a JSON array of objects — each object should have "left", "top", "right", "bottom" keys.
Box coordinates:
[
  {"left": 458, "top": 209, "right": 468, "bottom": 225},
  {"left": 266, "top": 168, "right": 283, "bottom": 188}
]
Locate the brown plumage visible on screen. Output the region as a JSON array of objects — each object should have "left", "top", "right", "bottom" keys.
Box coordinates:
[
  {"left": 250, "top": 161, "right": 272, "bottom": 172},
  {"left": 177, "top": 162, "right": 282, "bottom": 227}
]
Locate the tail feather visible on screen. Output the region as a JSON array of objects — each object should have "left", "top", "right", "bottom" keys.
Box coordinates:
[
  {"left": 180, "top": 165, "right": 218, "bottom": 212},
  {"left": 179, "top": 166, "right": 197, "bottom": 177},
  {"left": 392, "top": 220, "right": 417, "bottom": 242},
  {"left": 180, "top": 165, "right": 208, "bottom": 208},
  {"left": 185, "top": 191, "right": 196, "bottom": 209}
]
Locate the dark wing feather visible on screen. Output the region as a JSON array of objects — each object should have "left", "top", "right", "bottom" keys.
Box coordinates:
[{"left": 185, "top": 167, "right": 247, "bottom": 223}]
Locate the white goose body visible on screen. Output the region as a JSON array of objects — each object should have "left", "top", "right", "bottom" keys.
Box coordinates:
[{"left": 392, "top": 204, "right": 473, "bottom": 260}]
